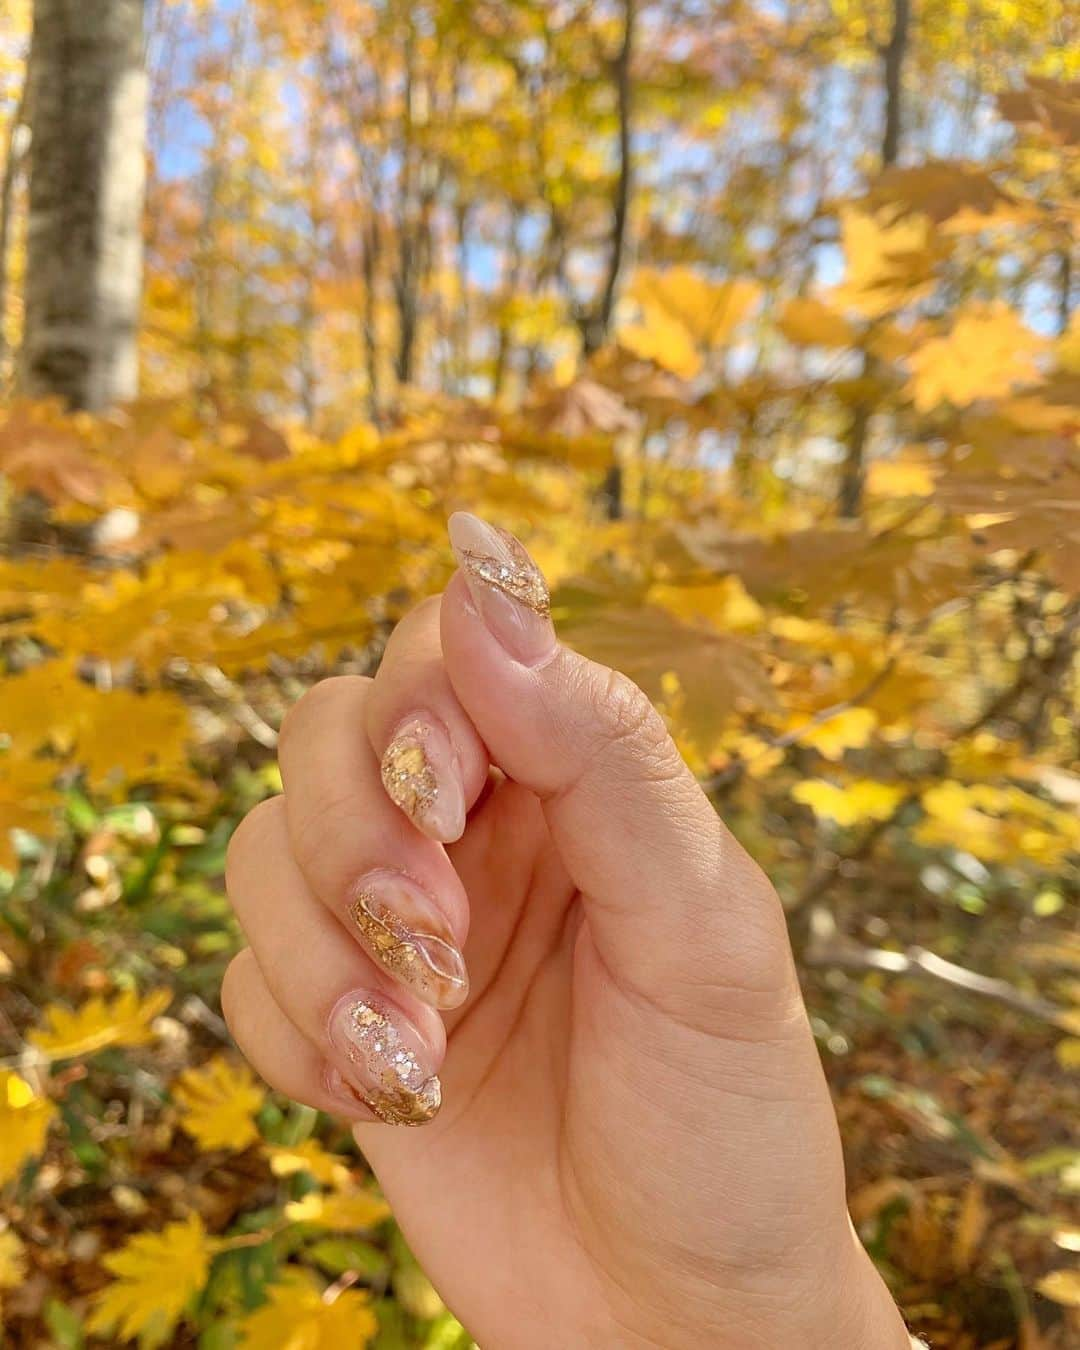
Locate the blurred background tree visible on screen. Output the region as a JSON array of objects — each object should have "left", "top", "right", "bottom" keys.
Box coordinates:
[{"left": 0, "top": 1, "right": 1078, "bottom": 1347}]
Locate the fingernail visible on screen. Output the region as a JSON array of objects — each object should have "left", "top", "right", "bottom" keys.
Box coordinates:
[
  {"left": 380, "top": 715, "right": 466, "bottom": 842},
  {"left": 328, "top": 994, "right": 442, "bottom": 1126},
  {"left": 350, "top": 870, "right": 468, "bottom": 1011},
  {"left": 447, "top": 511, "right": 555, "bottom": 665}
]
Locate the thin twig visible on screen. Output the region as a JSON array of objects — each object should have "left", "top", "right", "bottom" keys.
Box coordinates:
[{"left": 803, "top": 939, "right": 1067, "bottom": 1027}]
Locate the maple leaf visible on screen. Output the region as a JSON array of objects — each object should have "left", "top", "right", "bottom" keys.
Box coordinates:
[
  {"left": 87, "top": 1215, "right": 217, "bottom": 1348},
  {"left": 561, "top": 598, "right": 775, "bottom": 750},
  {"left": 907, "top": 303, "right": 1046, "bottom": 411},
  {"left": 28, "top": 988, "right": 171, "bottom": 1060},
  {"left": 832, "top": 207, "right": 937, "bottom": 318},
  {"left": 284, "top": 1188, "right": 392, "bottom": 1230},
  {"left": 238, "top": 1269, "right": 378, "bottom": 1349},
  {"left": 796, "top": 707, "right": 878, "bottom": 761},
  {"left": 792, "top": 779, "right": 905, "bottom": 828},
  {"left": 0, "top": 1071, "right": 57, "bottom": 1185},
  {"left": 998, "top": 76, "right": 1080, "bottom": 146},
  {"left": 0, "top": 1229, "right": 26, "bottom": 1290},
  {"left": 172, "top": 1054, "right": 266, "bottom": 1152},
  {"left": 619, "top": 267, "right": 760, "bottom": 377},
  {"left": 776, "top": 296, "right": 855, "bottom": 349},
  {"left": 267, "top": 1139, "right": 353, "bottom": 1189},
  {"left": 865, "top": 161, "right": 1032, "bottom": 232}
]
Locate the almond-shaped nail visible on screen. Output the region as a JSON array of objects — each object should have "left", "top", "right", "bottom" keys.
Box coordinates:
[
  {"left": 350, "top": 871, "right": 468, "bottom": 1010},
  {"left": 328, "top": 994, "right": 441, "bottom": 1126},
  {"left": 447, "top": 511, "right": 555, "bottom": 665},
  {"left": 380, "top": 715, "right": 466, "bottom": 842}
]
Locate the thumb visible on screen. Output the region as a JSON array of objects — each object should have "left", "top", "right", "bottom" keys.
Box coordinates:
[{"left": 441, "top": 512, "right": 799, "bottom": 1032}]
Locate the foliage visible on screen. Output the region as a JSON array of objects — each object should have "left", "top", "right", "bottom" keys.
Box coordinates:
[{"left": 0, "top": 1, "right": 1079, "bottom": 1346}]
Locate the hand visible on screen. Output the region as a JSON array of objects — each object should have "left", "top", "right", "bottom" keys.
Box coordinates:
[{"left": 222, "top": 513, "right": 911, "bottom": 1349}]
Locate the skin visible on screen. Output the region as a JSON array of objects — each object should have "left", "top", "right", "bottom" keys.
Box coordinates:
[{"left": 222, "top": 516, "right": 912, "bottom": 1349}]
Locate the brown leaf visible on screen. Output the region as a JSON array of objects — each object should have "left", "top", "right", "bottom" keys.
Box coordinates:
[{"left": 561, "top": 599, "right": 775, "bottom": 746}]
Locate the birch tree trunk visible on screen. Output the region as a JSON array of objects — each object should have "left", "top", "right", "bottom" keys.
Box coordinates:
[{"left": 22, "top": 0, "right": 147, "bottom": 410}]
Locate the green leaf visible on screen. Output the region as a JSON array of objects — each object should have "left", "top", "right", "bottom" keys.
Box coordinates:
[
  {"left": 307, "top": 1236, "right": 389, "bottom": 1281},
  {"left": 44, "top": 1299, "right": 85, "bottom": 1349}
]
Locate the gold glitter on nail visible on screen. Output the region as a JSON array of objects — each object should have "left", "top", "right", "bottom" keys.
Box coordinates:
[
  {"left": 339, "top": 999, "right": 441, "bottom": 1126},
  {"left": 460, "top": 530, "right": 550, "bottom": 617},
  {"left": 381, "top": 730, "right": 438, "bottom": 822},
  {"left": 350, "top": 888, "right": 467, "bottom": 1006}
]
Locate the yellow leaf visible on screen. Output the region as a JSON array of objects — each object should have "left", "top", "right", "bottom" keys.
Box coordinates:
[
  {"left": 648, "top": 575, "right": 764, "bottom": 633},
  {"left": 907, "top": 303, "right": 1046, "bottom": 411},
  {"left": 833, "top": 208, "right": 935, "bottom": 318},
  {"left": 0, "top": 1070, "right": 57, "bottom": 1184},
  {"left": 1055, "top": 1038, "right": 1080, "bottom": 1070},
  {"left": 87, "top": 1215, "right": 216, "bottom": 1347},
  {"left": 0, "top": 1228, "right": 27, "bottom": 1288},
  {"left": 1037, "top": 1269, "right": 1080, "bottom": 1308},
  {"left": 865, "top": 457, "right": 936, "bottom": 498},
  {"left": 619, "top": 267, "right": 760, "bottom": 376},
  {"left": 777, "top": 296, "right": 855, "bottom": 348},
  {"left": 173, "top": 1055, "right": 265, "bottom": 1152},
  {"left": 267, "top": 1140, "right": 353, "bottom": 1189},
  {"left": 798, "top": 708, "right": 878, "bottom": 761},
  {"left": 792, "top": 779, "right": 905, "bottom": 827},
  {"left": 239, "top": 1269, "right": 378, "bottom": 1349},
  {"left": 29, "top": 988, "right": 171, "bottom": 1060},
  {"left": 284, "top": 1189, "right": 391, "bottom": 1230},
  {"left": 619, "top": 308, "right": 701, "bottom": 379}
]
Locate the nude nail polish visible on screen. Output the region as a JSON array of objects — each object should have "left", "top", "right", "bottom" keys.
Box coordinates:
[
  {"left": 349, "top": 870, "right": 468, "bottom": 1011},
  {"left": 447, "top": 512, "right": 555, "bottom": 665},
  {"left": 328, "top": 993, "right": 441, "bottom": 1126},
  {"left": 381, "top": 715, "right": 466, "bottom": 842}
]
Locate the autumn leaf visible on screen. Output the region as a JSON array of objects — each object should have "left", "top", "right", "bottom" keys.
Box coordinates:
[
  {"left": 792, "top": 779, "right": 906, "bottom": 828},
  {"left": 284, "top": 1189, "right": 392, "bottom": 1231},
  {"left": 832, "top": 207, "right": 937, "bottom": 318},
  {"left": 267, "top": 1139, "right": 354, "bottom": 1189},
  {"left": 0, "top": 1227, "right": 27, "bottom": 1328},
  {"left": 238, "top": 1269, "right": 378, "bottom": 1349},
  {"left": 907, "top": 303, "right": 1046, "bottom": 411},
  {"left": 1036, "top": 1269, "right": 1080, "bottom": 1308},
  {"left": 0, "top": 1071, "right": 57, "bottom": 1185},
  {"left": 29, "top": 988, "right": 171, "bottom": 1060},
  {"left": 172, "top": 1054, "right": 266, "bottom": 1152},
  {"left": 777, "top": 296, "right": 855, "bottom": 349},
  {"left": 562, "top": 600, "right": 775, "bottom": 750},
  {"left": 87, "top": 1215, "right": 217, "bottom": 1348},
  {"left": 619, "top": 267, "right": 760, "bottom": 377},
  {"left": 0, "top": 1229, "right": 26, "bottom": 1289},
  {"left": 796, "top": 707, "right": 878, "bottom": 761}
]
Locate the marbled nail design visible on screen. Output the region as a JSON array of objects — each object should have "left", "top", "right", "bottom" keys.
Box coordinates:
[
  {"left": 329, "top": 995, "right": 441, "bottom": 1126},
  {"left": 350, "top": 871, "right": 468, "bottom": 1010},
  {"left": 447, "top": 511, "right": 555, "bottom": 665},
  {"left": 380, "top": 717, "right": 466, "bottom": 842}
]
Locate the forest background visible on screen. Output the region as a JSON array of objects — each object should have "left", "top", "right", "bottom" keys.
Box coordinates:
[{"left": 0, "top": 1, "right": 1078, "bottom": 1346}]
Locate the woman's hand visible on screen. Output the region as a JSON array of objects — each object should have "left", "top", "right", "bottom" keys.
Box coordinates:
[{"left": 222, "top": 513, "right": 911, "bottom": 1349}]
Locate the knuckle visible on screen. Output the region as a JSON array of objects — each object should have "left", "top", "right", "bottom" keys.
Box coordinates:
[
  {"left": 219, "top": 951, "right": 249, "bottom": 1032},
  {"left": 278, "top": 676, "right": 369, "bottom": 756},
  {"left": 587, "top": 666, "right": 677, "bottom": 781},
  {"left": 224, "top": 796, "right": 284, "bottom": 896}
]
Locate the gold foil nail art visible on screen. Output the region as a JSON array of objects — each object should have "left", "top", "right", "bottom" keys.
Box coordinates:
[
  {"left": 379, "top": 718, "right": 466, "bottom": 842},
  {"left": 459, "top": 528, "right": 551, "bottom": 617},
  {"left": 381, "top": 729, "right": 439, "bottom": 821},
  {"left": 350, "top": 883, "right": 468, "bottom": 1009},
  {"left": 336, "top": 999, "right": 441, "bottom": 1126}
]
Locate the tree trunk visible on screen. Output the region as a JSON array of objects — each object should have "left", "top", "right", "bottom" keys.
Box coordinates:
[
  {"left": 21, "top": 0, "right": 147, "bottom": 411},
  {"left": 580, "top": 0, "right": 636, "bottom": 359},
  {"left": 0, "top": 75, "right": 29, "bottom": 391},
  {"left": 837, "top": 0, "right": 909, "bottom": 518}
]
